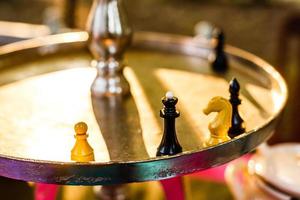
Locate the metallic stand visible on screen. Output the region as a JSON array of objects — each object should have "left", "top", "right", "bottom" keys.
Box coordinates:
[
  {"left": 87, "top": 0, "right": 132, "bottom": 97},
  {"left": 87, "top": 1, "right": 133, "bottom": 196}
]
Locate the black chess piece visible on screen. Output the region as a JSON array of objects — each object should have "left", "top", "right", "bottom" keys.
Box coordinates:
[
  {"left": 211, "top": 28, "right": 228, "bottom": 73},
  {"left": 156, "top": 92, "right": 182, "bottom": 156},
  {"left": 228, "top": 78, "right": 245, "bottom": 138}
]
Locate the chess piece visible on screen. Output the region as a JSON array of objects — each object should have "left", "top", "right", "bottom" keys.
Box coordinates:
[
  {"left": 203, "top": 96, "right": 232, "bottom": 146},
  {"left": 157, "top": 91, "right": 182, "bottom": 156},
  {"left": 87, "top": 0, "right": 132, "bottom": 97},
  {"left": 211, "top": 28, "right": 228, "bottom": 73},
  {"left": 228, "top": 78, "right": 245, "bottom": 138},
  {"left": 71, "top": 122, "right": 95, "bottom": 162}
]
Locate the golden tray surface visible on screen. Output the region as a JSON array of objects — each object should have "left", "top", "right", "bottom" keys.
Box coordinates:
[{"left": 0, "top": 32, "right": 287, "bottom": 185}]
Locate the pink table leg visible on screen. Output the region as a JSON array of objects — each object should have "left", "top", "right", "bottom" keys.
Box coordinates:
[
  {"left": 160, "top": 177, "right": 185, "bottom": 200},
  {"left": 35, "top": 183, "right": 59, "bottom": 200},
  {"left": 190, "top": 154, "right": 252, "bottom": 183}
]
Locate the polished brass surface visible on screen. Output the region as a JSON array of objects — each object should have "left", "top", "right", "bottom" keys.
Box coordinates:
[
  {"left": 0, "top": 32, "right": 287, "bottom": 185},
  {"left": 87, "top": 0, "right": 132, "bottom": 97}
]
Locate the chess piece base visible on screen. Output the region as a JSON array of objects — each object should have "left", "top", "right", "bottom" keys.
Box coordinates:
[{"left": 206, "top": 135, "right": 231, "bottom": 146}]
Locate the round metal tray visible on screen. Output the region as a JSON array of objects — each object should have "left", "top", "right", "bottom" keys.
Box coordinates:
[{"left": 0, "top": 31, "right": 287, "bottom": 185}]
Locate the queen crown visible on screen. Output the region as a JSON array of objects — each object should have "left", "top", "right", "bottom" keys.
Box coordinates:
[{"left": 161, "top": 96, "right": 180, "bottom": 118}]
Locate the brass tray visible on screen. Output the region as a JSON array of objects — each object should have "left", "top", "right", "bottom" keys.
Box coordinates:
[{"left": 0, "top": 31, "right": 287, "bottom": 185}]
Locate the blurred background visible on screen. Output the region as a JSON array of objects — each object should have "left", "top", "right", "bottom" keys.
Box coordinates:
[{"left": 0, "top": 0, "right": 300, "bottom": 199}]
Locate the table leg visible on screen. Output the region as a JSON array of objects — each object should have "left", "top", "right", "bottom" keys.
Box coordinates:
[
  {"left": 160, "top": 177, "right": 186, "bottom": 200},
  {"left": 35, "top": 183, "right": 58, "bottom": 200}
]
